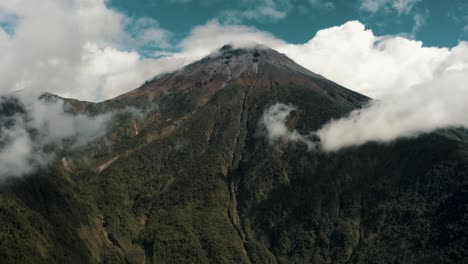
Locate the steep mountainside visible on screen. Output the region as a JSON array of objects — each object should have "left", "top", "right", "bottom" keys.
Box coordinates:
[{"left": 1, "top": 45, "right": 467, "bottom": 263}]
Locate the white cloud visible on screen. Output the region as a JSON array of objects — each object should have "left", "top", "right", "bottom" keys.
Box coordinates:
[
  {"left": 360, "top": 0, "right": 389, "bottom": 13},
  {"left": 126, "top": 17, "right": 172, "bottom": 49},
  {"left": 220, "top": 0, "right": 293, "bottom": 23},
  {"left": 316, "top": 54, "right": 468, "bottom": 151},
  {"left": 260, "top": 103, "right": 317, "bottom": 150},
  {"left": 391, "top": 0, "right": 420, "bottom": 15},
  {"left": 279, "top": 21, "right": 452, "bottom": 99},
  {"left": 0, "top": 121, "right": 39, "bottom": 178},
  {"left": 178, "top": 20, "right": 286, "bottom": 57},
  {"left": 0, "top": 95, "right": 112, "bottom": 179},
  {"left": 74, "top": 44, "right": 151, "bottom": 101},
  {"left": 0, "top": 0, "right": 171, "bottom": 101},
  {"left": 411, "top": 12, "right": 427, "bottom": 36},
  {"left": 308, "top": 0, "right": 335, "bottom": 9},
  {"left": 360, "top": 0, "right": 420, "bottom": 15}
]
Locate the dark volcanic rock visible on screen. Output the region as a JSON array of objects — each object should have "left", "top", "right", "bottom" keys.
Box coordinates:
[{"left": 0, "top": 46, "right": 467, "bottom": 264}]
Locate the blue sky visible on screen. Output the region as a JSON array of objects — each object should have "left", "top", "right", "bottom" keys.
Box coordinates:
[{"left": 109, "top": 0, "right": 468, "bottom": 50}]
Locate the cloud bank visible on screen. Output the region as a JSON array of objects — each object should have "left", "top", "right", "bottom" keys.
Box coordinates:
[
  {"left": 0, "top": 0, "right": 178, "bottom": 101},
  {"left": 0, "top": 96, "right": 112, "bottom": 179},
  {"left": 316, "top": 58, "right": 468, "bottom": 151},
  {"left": 278, "top": 21, "right": 456, "bottom": 99}
]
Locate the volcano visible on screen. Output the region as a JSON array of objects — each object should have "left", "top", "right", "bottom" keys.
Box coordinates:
[{"left": 1, "top": 45, "right": 467, "bottom": 264}]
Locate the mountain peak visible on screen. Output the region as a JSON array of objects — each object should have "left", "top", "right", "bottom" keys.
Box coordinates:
[
  {"left": 214, "top": 43, "right": 285, "bottom": 60},
  {"left": 115, "top": 44, "right": 366, "bottom": 115},
  {"left": 183, "top": 44, "right": 326, "bottom": 82},
  {"left": 218, "top": 43, "right": 269, "bottom": 53}
]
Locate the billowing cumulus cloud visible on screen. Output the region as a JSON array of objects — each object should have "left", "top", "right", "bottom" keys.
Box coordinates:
[
  {"left": 0, "top": 0, "right": 172, "bottom": 101},
  {"left": 278, "top": 21, "right": 457, "bottom": 99},
  {"left": 316, "top": 45, "right": 468, "bottom": 151}
]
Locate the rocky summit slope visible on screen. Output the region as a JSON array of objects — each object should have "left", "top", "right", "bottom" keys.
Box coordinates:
[{"left": 1, "top": 45, "right": 467, "bottom": 264}]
